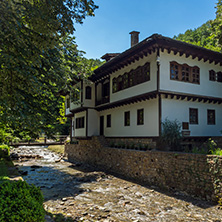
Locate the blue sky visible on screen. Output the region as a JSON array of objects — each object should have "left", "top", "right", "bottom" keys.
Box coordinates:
[{"left": 74, "top": 0, "right": 218, "bottom": 59}]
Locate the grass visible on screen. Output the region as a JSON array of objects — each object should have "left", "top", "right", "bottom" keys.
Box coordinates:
[{"left": 47, "top": 145, "right": 64, "bottom": 154}]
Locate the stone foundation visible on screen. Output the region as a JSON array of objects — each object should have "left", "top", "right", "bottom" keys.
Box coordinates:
[{"left": 65, "top": 136, "right": 222, "bottom": 202}]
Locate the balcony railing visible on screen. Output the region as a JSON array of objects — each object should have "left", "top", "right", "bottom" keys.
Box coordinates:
[{"left": 95, "top": 96, "right": 110, "bottom": 106}]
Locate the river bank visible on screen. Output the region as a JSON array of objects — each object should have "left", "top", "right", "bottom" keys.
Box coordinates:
[{"left": 11, "top": 146, "right": 222, "bottom": 222}]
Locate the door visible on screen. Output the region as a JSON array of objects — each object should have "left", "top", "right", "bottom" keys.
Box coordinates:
[{"left": 100, "top": 116, "right": 104, "bottom": 136}]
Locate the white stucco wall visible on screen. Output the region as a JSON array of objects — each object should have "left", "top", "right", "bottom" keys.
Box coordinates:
[
  {"left": 70, "top": 82, "right": 82, "bottom": 111},
  {"left": 87, "top": 109, "right": 99, "bottom": 136},
  {"left": 160, "top": 50, "right": 222, "bottom": 98},
  {"left": 162, "top": 98, "right": 222, "bottom": 136},
  {"left": 110, "top": 53, "right": 157, "bottom": 103},
  {"left": 82, "top": 81, "right": 95, "bottom": 107},
  {"left": 65, "top": 95, "right": 72, "bottom": 116},
  {"left": 74, "top": 111, "right": 86, "bottom": 137},
  {"left": 99, "top": 99, "right": 159, "bottom": 137}
]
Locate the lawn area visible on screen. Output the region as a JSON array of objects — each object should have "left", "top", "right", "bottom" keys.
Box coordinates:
[{"left": 47, "top": 145, "right": 64, "bottom": 154}]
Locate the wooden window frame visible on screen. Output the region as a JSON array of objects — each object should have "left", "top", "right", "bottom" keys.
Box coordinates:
[
  {"left": 112, "top": 62, "right": 150, "bottom": 93},
  {"left": 209, "top": 70, "right": 216, "bottom": 81},
  {"left": 85, "top": 86, "right": 92, "bottom": 100},
  {"left": 170, "top": 61, "right": 200, "bottom": 84},
  {"left": 217, "top": 72, "right": 222, "bottom": 82},
  {"left": 76, "top": 117, "right": 85, "bottom": 129},
  {"left": 107, "top": 114, "right": 111, "bottom": 128},
  {"left": 124, "top": 111, "right": 130, "bottom": 126},
  {"left": 189, "top": 108, "right": 198, "bottom": 125},
  {"left": 207, "top": 109, "right": 215, "bottom": 125},
  {"left": 137, "top": 109, "right": 144, "bottom": 125}
]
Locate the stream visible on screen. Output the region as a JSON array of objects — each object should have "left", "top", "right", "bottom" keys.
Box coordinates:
[{"left": 11, "top": 146, "right": 222, "bottom": 222}]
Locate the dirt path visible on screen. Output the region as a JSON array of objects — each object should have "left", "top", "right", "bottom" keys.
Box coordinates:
[{"left": 11, "top": 146, "right": 222, "bottom": 222}]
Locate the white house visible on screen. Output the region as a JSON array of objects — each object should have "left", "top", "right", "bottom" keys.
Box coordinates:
[{"left": 64, "top": 32, "right": 222, "bottom": 147}]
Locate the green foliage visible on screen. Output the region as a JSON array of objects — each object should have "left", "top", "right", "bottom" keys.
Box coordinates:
[
  {"left": 0, "top": 180, "right": 45, "bottom": 222},
  {"left": 207, "top": 138, "right": 222, "bottom": 155},
  {"left": 0, "top": 145, "right": 10, "bottom": 157},
  {"left": 0, "top": 0, "right": 98, "bottom": 142},
  {"left": 191, "top": 146, "right": 208, "bottom": 155},
  {"left": 174, "top": 21, "right": 220, "bottom": 52},
  {"left": 159, "top": 118, "right": 182, "bottom": 151}
]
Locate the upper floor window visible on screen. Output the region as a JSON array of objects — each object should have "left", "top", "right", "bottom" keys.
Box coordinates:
[
  {"left": 189, "top": 108, "right": 198, "bottom": 124},
  {"left": 170, "top": 61, "right": 200, "bottom": 84},
  {"left": 209, "top": 70, "right": 222, "bottom": 82},
  {"left": 85, "top": 86, "right": 92, "bottom": 100},
  {"left": 207, "top": 109, "right": 215, "bottom": 125},
  {"left": 76, "top": 117, "right": 84, "bottom": 129},
  {"left": 112, "top": 62, "right": 150, "bottom": 93},
  {"left": 137, "top": 109, "right": 144, "bottom": 125},
  {"left": 124, "top": 111, "right": 130, "bottom": 126}
]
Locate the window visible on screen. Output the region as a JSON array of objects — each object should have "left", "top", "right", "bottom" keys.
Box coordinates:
[
  {"left": 209, "top": 70, "right": 222, "bottom": 82},
  {"left": 124, "top": 111, "right": 130, "bottom": 126},
  {"left": 113, "top": 78, "right": 117, "bottom": 93},
  {"left": 107, "top": 114, "right": 111, "bottom": 127},
  {"left": 170, "top": 61, "right": 200, "bottom": 84},
  {"left": 209, "top": 70, "right": 216, "bottom": 81},
  {"left": 66, "top": 97, "right": 70, "bottom": 109},
  {"left": 76, "top": 117, "right": 84, "bottom": 129},
  {"left": 85, "top": 86, "right": 92, "bottom": 99},
  {"left": 170, "top": 62, "right": 179, "bottom": 80},
  {"left": 192, "top": 68, "right": 200, "bottom": 84},
  {"left": 112, "top": 62, "right": 150, "bottom": 93},
  {"left": 217, "top": 72, "right": 222, "bottom": 82},
  {"left": 189, "top": 108, "right": 198, "bottom": 124},
  {"left": 137, "top": 109, "right": 144, "bottom": 125},
  {"left": 182, "top": 122, "right": 189, "bottom": 130},
  {"left": 207, "top": 109, "right": 215, "bottom": 125}
]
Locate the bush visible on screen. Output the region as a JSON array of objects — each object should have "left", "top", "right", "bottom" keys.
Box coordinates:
[
  {"left": 159, "top": 118, "right": 182, "bottom": 151},
  {"left": 0, "top": 180, "right": 45, "bottom": 222},
  {"left": 0, "top": 145, "right": 10, "bottom": 158}
]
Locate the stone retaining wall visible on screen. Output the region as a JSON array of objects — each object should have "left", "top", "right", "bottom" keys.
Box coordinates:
[{"left": 65, "top": 137, "right": 222, "bottom": 202}]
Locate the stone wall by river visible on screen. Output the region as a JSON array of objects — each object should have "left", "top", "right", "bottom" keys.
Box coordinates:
[{"left": 65, "top": 137, "right": 222, "bottom": 202}]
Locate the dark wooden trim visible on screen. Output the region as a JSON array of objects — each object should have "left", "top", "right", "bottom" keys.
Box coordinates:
[
  {"left": 96, "top": 90, "right": 158, "bottom": 111},
  {"left": 81, "top": 80, "right": 83, "bottom": 107},
  {"left": 65, "top": 113, "right": 74, "bottom": 118},
  {"left": 157, "top": 49, "right": 161, "bottom": 137},
  {"left": 160, "top": 90, "right": 222, "bottom": 104},
  {"left": 86, "top": 109, "right": 88, "bottom": 137},
  {"left": 90, "top": 34, "right": 222, "bottom": 82}
]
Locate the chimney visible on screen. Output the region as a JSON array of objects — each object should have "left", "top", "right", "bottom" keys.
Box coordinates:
[{"left": 130, "top": 31, "right": 140, "bottom": 47}]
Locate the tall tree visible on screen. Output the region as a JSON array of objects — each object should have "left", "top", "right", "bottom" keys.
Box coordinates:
[{"left": 0, "top": 0, "right": 98, "bottom": 140}]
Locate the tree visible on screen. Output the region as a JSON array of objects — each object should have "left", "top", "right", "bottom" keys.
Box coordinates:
[
  {"left": 0, "top": 0, "right": 98, "bottom": 141},
  {"left": 174, "top": 21, "right": 220, "bottom": 52},
  {"left": 211, "top": 0, "right": 222, "bottom": 49}
]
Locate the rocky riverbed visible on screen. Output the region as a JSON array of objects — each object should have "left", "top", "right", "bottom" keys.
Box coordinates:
[{"left": 11, "top": 146, "right": 222, "bottom": 222}]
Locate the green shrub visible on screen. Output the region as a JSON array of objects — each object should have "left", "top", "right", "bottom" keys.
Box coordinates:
[
  {"left": 0, "top": 180, "right": 45, "bottom": 222},
  {"left": 159, "top": 118, "right": 182, "bottom": 151},
  {"left": 0, "top": 145, "right": 10, "bottom": 158}
]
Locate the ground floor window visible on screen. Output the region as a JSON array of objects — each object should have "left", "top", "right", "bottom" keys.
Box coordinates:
[
  {"left": 76, "top": 117, "right": 84, "bottom": 129},
  {"left": 137, "top": 109, "right": 144, "bottom": 125},
  {"left": 107, "top": 114, "right": 111, "bottom": 127},
  {"left": 124, "top": 111, "right": 130, "bottom": 126},
  {"left": 207, "top": 109, "right": 215, "bottom": 125},
  {"left": 189, "top": 108, "right": 198, "bottom": 124}
]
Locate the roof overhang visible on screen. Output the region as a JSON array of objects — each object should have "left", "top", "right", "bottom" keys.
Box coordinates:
[{"left": 90, "top": 34, "right": 222, "bottom": 82}]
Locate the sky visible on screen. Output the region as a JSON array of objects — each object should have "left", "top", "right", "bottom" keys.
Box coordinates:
[{"left": 74, "top": 0, "right": 218, "bottom": 60}]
